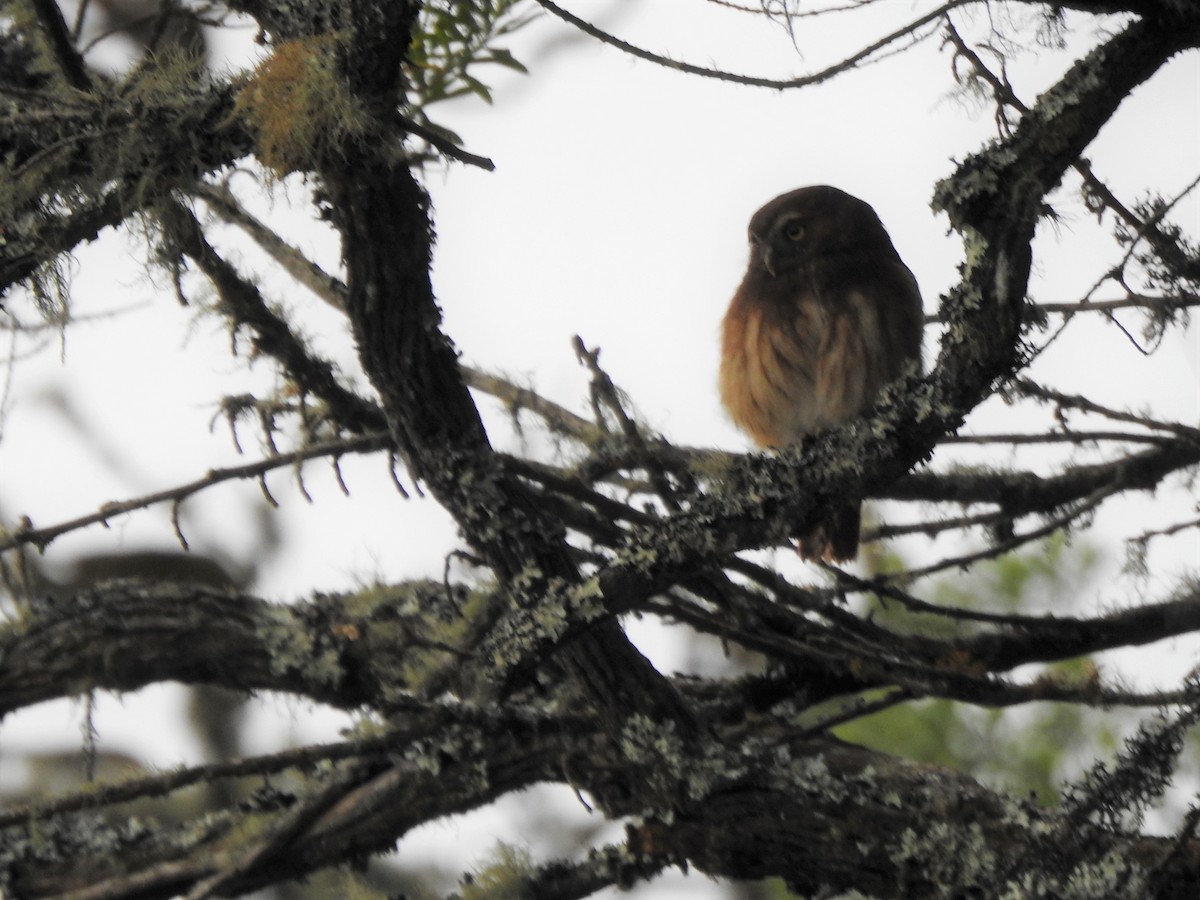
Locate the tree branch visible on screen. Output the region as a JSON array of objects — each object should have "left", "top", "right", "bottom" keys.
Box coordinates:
[
  {"left": 0, "top": 79, "right": 254, "bottom": 295},
  {"left": 163, "top": 201, "right": 388, "bottom": 437},
  {"left": 535, "top": 0, "right": 964, "bottom": 89},
  {"left": 319, "top": 1, "right": 698, "bottom": 743},
  {"left": 0, "top": 432, "right": 390, "bottom": 554}
]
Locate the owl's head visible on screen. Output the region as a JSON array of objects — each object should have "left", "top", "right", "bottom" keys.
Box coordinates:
[{"left": 745, "top": 185, "right": 899, "bottom": 279}]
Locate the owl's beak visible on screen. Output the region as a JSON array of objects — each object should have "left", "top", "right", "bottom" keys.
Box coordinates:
[{"left": 751, "top": 235, "right": 776, "bottom": 277}]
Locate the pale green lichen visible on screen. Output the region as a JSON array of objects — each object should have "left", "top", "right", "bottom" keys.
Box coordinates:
[
  {"left": 1033, "top": 59, "right": 1102, "bottom": 123},
  {"left": 256, "top": 605, "right": 314, "bottom": 675},
  {"left": 893, "top": 819, "right": 996, "bottom": 895},
  {"left": 1060, "top": 849, "right": 1145, "bottom": 899},
  {"left": 615, "top": 544, "right": 659, "bottom": 572},
  {"left": 480, "top": 569, "right": 621, "bottom": 684},
  {"left": 399, "top": 727, "right": 491, "bottom": 800},
  {"left": 620, "top": 715, "right": 685, "bottom": 771},
  {"left": 531, "top": 595, "right": 569, "bottom": 642},
  {"left": 336, "top": 579, "right": 493, "bottom": 697},
  {"left": 459, "top": 843, "right": 534, "bottom": 900}
]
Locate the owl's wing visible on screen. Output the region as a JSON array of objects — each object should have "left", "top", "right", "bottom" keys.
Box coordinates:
[
  {"left": 858, "top": 258, "right": 924, "bottom": 380},
  {"left": 819, "top": 256, "right": 924, "bottom": 379}
]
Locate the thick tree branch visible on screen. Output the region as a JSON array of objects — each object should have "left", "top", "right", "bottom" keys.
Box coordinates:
[
  {"left": 10, "top": 721, "right": 1200, "bottom": 899},
  {"left": 164, "top": 201, "right": 388, "bottom": 437},
  {"left": 962, "top": 579, "right": 1200, "bottom": 670},
  {"left": 0, "top": 583, "right": 372, "bottom": 715},
  {"left": 0, "top": 79, "right": 254, "bottom": 295},
  {"left": 318, "top": 1, "right": 698, "bottom": 741},
  {"left": 6, "top": 559, "right": 1195, "bottom": 727},
  {"left": 885, "top": 440, "right": 1200, "bottom": 510},
  {"left": 29, "top": 0, "right": 92, "bottom": 90},
  {"left": 9, "top": 717, "right": 572, "bottom": 899}
]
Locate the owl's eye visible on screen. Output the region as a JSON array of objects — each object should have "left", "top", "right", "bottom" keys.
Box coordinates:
[{"left": 783, "top": 220, "right": 806, "bottom": 241}]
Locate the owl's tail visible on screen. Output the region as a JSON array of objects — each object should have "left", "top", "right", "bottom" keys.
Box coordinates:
[{"left": 797, "top": 501, "right": 861, "bottom": 563}]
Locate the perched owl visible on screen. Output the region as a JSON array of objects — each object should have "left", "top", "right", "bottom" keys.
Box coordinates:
[{"left": 719, "top": 185, "right": 924, "bottom": 561}]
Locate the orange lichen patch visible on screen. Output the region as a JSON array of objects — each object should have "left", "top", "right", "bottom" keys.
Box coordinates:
[{"left": 232, "top": 35, "right": 358, "bottom": 175}]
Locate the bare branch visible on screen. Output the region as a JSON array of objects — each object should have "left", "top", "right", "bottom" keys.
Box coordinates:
[
  {"left": 161, "top": 200, "right": 388, "bottom": 437},
  {"left": 1015, "top": 378, "right": 1200, "bottom": 442},
  {"left": 0, "top": 432, "right": 389, "bottom": 553},
  {"left": 192, "top": 183, "right": 348, "bottom": 311},
  {"left": 535, "top": 0, "right": 964, "bottom": 89}
]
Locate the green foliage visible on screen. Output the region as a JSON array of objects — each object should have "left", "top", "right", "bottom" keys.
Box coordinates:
[
  {"left": 933, "top": 531, "right": 1099, "bottom": 613},
  {"left": 836, "top": 536, "right": 1117, "bottom": 801},
  {"left": 837, "top": 690, "right": 1114, "bottom": 803},
  {"left": 405, "top": 0, "right": 536, "bottom": 143}
]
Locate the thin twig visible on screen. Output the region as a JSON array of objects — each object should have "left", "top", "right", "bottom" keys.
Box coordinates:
[
  {"left": 1129, "top": 516, "right": 1200, "bottom": 544},
  {"left": 1015, "top": 379, "right": 1200, "bottom": 443},
  {"left": 791, "top": 688, "right": 913, "bottom": 739},
  {"left": 395, "top": 111, "right": 495, "bottom": 170},
  {"left": 0, "top": 433, "right": 391, "bottom": 553},
  {"left": 573, "top": 335, "right": 684, "bottom": 511},
  {"left": 536, "top": 0, "right": 963, "bottom": 89},
  {"left": 184, "top": 761, "right": 371, "bottom": 900},
  {"left": 463, "top": 366, "right": 599, "bottom": 443},
  {"left": 1030, "top": 294, "right": 1199, "bottom": 315},
  {"left": 192, "top": 184, "right": 347, "bottom": 311},
  {"left": 938, "top": 430, "right": 1169, "bottom": 446},
  {"left": 881, "top": 485, "right": 1115, "bottom": 585}
]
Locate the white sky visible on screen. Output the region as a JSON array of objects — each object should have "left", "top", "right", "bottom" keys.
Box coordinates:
[{"left": 1, "top": 2, "right": 1198, "bottom": 896}]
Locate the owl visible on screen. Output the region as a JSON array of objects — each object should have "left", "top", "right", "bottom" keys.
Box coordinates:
[{"left": 719, "top": 185, "right": 924, "bottom": 561}]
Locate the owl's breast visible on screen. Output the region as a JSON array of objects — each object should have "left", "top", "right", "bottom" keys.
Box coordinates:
[{"left": 719, "top": 281, "right": 885, "bottom": 447}]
